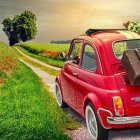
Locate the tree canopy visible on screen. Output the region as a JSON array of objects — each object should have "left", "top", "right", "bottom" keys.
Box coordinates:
[
  {"left": 2, "top": 11, "right": 37, "bottom": 46},
  {"left": 123, "top": 21, "right": 140, "bottom": 33}
]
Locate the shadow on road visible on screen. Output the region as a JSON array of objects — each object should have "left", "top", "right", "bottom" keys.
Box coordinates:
[{"left": 66, "top": 106, "right": 140, "bottom": 140}]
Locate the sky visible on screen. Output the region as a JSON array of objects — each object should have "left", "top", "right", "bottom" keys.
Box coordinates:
[{"left": 0, "top": 0, "right": 140, "bottom": 44}]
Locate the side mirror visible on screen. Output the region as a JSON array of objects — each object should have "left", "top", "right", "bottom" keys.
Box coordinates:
[
  {"left": 72, "top": 56, "right": 80, "bottom": 64},
  {"left": 72, "top": 59, "right": 79, "bottom": 64}
]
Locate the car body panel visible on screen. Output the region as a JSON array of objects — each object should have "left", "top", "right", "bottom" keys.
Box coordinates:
[
  {"left": 56, "top": 30, "right": 140, "bottom": 129},
  {"left": 60, "top": 62, "right": 78, "bottom": 108}
]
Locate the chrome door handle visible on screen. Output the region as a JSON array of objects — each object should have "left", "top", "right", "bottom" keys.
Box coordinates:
[{"left": 73, "top": 72, "right": 78, "bottom": 77}]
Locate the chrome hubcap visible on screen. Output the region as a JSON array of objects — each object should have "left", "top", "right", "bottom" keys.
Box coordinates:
[
  {"left": 86, "top": 106, "right": 98, "bottom": 139},
  {"left": 55, "top": 83, "right": 62, "bottom": 107}
]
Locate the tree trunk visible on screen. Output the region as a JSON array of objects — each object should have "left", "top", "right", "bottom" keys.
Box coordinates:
[{"left": 9, "top": 37, "right": 19, "bottom": 46}]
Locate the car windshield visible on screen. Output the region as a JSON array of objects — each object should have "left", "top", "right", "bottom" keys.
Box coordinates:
[{"left": 113, "top": 39, "right": 140, "bottom": 59}]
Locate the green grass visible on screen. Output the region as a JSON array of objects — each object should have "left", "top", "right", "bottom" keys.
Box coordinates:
[
  {"left": 16, "top": 46, "right": 65, "bottom": 68},
  {"left": 16, "top": 42, "right": 70, "bottom": 52},
  {"left": 0, "top": 62, "right": 80, "bottom": 139},
  {"left": 0, "top": 42, "right": 18, "bottom": 82}
]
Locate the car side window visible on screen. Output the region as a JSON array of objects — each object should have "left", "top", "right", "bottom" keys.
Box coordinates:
[
  {"left": 81, "top": 44, "right": 97, "bottom": 71},
  {"left": 69, "top": 41, "right": 83, "bottom": 64}
]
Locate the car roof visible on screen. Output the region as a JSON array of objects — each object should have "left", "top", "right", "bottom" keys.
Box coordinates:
[
  {"left": 77, "top": 29, "right": 140, "bottom": 52},
  {"left": 76, "top": 29, "right": 140, "bottom": 66},
  {"left": 79, "top": 29, "right": 140, "bottom": 43}
]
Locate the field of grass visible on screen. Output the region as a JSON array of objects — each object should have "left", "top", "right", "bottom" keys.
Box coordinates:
[
  {"left": 0, "top": 43, "right": 80, "bottom": 139},
  {"left": 0, "top": 62, "right": 80, "bottom": 139},
  {"left": 17, "top": 46, "right": 65, "bottom": 67},
  {"left": 16, "top": 42, "right": 70, "bottom": 52},
  {"left": 15, "top": 42, "right": 70, "bottom": 67}
]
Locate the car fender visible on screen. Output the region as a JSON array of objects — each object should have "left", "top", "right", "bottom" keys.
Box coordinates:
[
  {"left": 84, "top": 93, "right": 102, "bottom": 115},
  {"left": 83, "top": 93, "right": 112, "bottom": 129}
]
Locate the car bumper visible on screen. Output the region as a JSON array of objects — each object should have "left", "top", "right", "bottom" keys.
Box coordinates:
[{"left": 107, "top": 116, "right": 140, "bottom": 125}]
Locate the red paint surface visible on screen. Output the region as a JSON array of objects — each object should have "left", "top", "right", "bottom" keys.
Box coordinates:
[{"left": 56, "top": 30, "right": 140, "bottom": 129}]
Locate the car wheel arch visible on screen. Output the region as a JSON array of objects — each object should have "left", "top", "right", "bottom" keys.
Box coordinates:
[{"left": 84, "top": 93, "right": 102, "bottom": 117}]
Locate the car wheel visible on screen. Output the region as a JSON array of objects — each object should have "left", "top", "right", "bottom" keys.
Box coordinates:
[
  {"left": 55, "top": 82, "right": 67, "bottom": 108},
  {"left": 85, "top": 103, "right": 109, "bottom": 140}
]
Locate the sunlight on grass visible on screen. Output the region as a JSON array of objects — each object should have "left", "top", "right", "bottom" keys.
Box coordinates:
[
  {"left": 16, "top": 42, "right": 70, "bottom": 52},
  {"left": 0, "top": 62, "right": 80, "bottom": 139},
  {"left": 20, "top": 55, "right": 60, "bottom": 76},
  {"left": 17, "top": 46, "right": 65, "bottom": 68}
]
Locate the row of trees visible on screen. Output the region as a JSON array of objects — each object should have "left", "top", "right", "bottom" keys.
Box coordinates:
[{"left": 2, "top": 11, "right": 37, "bottom": 46}]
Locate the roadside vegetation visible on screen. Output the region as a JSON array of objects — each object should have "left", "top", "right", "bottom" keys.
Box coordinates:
[
  {"left": 15, "top": 42, "right": 70, "bottom": 67},
  {"left": 16, "top": 45, "right": 66, "bottom": 67},
  {"left": 0, "top": 43, "right": 80, "bottom": 139},
  {"left": 19, "top": 54, "right": 60, "bottom": 76},
  {"left": 16, "top": 42, "right": 70, "bottom": 52},
  {"left": 0, "top": 42, "right": 18, "bottom": 84}
]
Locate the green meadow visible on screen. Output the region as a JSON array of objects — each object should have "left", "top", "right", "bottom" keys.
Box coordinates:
[
  {"left": 16, "top": 42, "right": 70, "bottom": 52},
  {"left": 0, "top": 43, "right": 80, "bottom": 139}
]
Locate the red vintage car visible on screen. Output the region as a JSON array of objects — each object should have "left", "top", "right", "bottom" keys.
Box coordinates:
[{"left": 55, "top": 29, "right": 140, "bottom": 140}]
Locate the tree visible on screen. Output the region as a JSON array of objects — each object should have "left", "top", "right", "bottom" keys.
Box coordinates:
[
  {"left": 2, "top": 11, "right": 37, "bottom": 46},
  {"left": 2, "top": 18, "right": 19, "bottom": 46},
  {"left": 123, "top": 21, "right": 140, "bottom": 33}
]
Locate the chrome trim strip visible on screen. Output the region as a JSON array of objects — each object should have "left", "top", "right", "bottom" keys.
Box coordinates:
[
  {"left": 94, "top": 43, "right": 104, "bottom": 75},
  {"left": 107, "top": 116, "right": 140, "bottom": 125},
  {"left": 97, "top": 108, "right": 113, "bottom": 129}
]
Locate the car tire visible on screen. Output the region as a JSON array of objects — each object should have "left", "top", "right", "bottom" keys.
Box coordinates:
[
  {"left": 85, "top": 103, "right": 109, "bottom": 140},
  {"left": 55, "top": 82, "right": 67, "bottom": 108}
]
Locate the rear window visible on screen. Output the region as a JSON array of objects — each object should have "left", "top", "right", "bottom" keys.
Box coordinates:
[{"left": 113, "top": 39, "right": 140, "bottom": 59}]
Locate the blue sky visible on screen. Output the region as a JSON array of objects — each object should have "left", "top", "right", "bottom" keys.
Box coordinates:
[{"left": 0, "top": 0, "right": 140, "bottom": 44}]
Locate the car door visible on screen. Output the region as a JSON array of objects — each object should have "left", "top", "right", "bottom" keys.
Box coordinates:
[
  {"left": 75, "top": 41, "right": 103, "bottom": 115},
  {"left": 61, "top": 40, "right": 83, "bottom": 108}
]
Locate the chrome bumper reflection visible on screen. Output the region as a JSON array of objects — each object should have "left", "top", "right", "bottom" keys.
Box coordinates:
[{"left": 107, "top": 116, "right": 140, "bottom": 124}]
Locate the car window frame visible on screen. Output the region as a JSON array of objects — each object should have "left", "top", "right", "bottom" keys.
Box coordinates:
[
  {"left": 80, "top": 42, "right": 98, "bottom": 73},
  {"left": 112, "top": 39, "right": 140, "bottom": 60},
  {"left": 67, "top": 39, "right": 84, "bottom": 67}
]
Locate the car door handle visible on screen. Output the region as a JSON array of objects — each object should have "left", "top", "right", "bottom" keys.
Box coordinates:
[{"left": 73, "top": 72, "right": 78, "bottom": 77}]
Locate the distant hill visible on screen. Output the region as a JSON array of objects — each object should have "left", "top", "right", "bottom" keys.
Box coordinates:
[{"left": 50, "top": 40, "right": 71, "bottom": 44}]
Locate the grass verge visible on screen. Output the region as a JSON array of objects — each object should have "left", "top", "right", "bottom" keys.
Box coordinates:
[
  {"left": 0, "top": 62, "right": 80, "bottom": 139},
  {"left": 19, "top": 54, "right": 60, "bottom": 76},
  {"left": 16, "top": 46, "right": 65, "bottom": 68}
]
